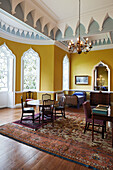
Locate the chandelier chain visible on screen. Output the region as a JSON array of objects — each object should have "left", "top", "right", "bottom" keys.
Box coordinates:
[{"left": 68, "top": 0, "right": 92, "bottom": 54}]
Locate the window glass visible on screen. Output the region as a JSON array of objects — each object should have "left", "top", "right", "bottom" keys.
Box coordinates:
[
  {"left": 63, "top": 55, "right": 69, "bottom": 90},
  {"left": 0, "top": 44, "right": 13, "bottom": 91},
  {"left": 22, "top": 48, "right": 40, "bottom": 91}
]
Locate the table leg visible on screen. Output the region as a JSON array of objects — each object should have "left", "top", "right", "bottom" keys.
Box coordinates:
[
  {"left": 41, "top": 105, "right": 44, "bottom": 127},
  {"left": 112, "top": 122, "right": 113, "bottom": 148},
  {"left": 92, "top": 115, "right": 94, "bottom": 142}
]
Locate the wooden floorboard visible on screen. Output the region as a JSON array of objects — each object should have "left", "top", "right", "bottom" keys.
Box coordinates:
[{"left": 0, "top": 107, "right": 90, "bottom": 170}]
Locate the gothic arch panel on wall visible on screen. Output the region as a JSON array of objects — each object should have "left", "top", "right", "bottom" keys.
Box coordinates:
[
  {"left": 75, "top": 23, "right": 86, "bottom": 36},
  {"left": 102, "top": 17, "right": 113, "bottom": 32},
  {"left": 14, "top": 3, "right": 24, "bottom": 22},
  {"left": 55, "top": 29, "right": 62, "bottom": 40},
  {"left": 36, "top": 19, "right": 42, "bottom": 32},
  {"left": 50, "top": 29, "right": 54, "bottom": 40},
  {"left": 88, "top": 20, "right": 100, "bottom": 34},
  {"left": 44, "top": 24, "right": 48, "bottom": 36},
  {"left": 64, "top": 26, "right": 73, "bottom": 39},
  {"left": 26, "top": 11, "right": 34, "bottom": 27}
]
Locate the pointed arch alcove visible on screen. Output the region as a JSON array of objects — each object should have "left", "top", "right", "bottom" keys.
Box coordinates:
[{"left": 92, "top": 61, "right": 110, "bottom": 92}]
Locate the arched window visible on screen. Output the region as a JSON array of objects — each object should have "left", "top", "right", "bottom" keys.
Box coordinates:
[
  {"left": 21, "top": 48, "right": 40, "bottom": 91},
  {"left": 63, "top": 55, "right": 69, "bottom": 90},
  {"left": 0, "top": 43, "right": 15, "bottom": 108}
]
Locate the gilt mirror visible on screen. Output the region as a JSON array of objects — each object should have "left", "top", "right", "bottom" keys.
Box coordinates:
[{"left": 92, "top": 61, "right": 110, "bottom": 91}]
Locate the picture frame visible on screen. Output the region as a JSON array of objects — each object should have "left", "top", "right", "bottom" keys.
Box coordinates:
[{"left": 75, "top": 76, "right": 88, "bottom": 85}]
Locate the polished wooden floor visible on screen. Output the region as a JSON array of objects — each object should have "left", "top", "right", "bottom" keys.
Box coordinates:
[{"left": 0, "top": 107, "right": 90, "bottom": 170}]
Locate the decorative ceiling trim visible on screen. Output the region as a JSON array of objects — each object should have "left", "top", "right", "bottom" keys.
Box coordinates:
[
  {"left": 0, "top": 8, "right": 50, "bottom": 39},
  {"left": 0, "top": 29, "right": 54, "bottom": 45},
  {"left": 91, "top": 44, "right": 113, "bottom": 51},
  {"left": 71, "top": 44, "right": 113, "bottom": 53},
  {"left": 54, "top": 41, "right": 69, "bottom": 52},
  {"left": 1, "top": 29, "right": 113, "bottom": 52}
]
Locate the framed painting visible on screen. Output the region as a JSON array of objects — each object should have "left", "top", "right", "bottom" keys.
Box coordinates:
[{"left": 75, "top": 76, "right": 88, "bottom": 85}]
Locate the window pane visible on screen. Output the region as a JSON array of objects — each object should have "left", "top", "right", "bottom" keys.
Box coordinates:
[
  {"left": 22, "top": 49, "right": 40, "bottom": 91},
  {"left": 0, "top": 44, "right": 14, "bottom": 92},
  {"left": 63, "top": 55, "right": 69, "bottom": 90},
  {"left": 0, "top": 46, "right": 8, "bottom": 90}
]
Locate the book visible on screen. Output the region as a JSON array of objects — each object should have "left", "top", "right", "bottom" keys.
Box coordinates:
[
  {"left": 92, "top": 106, "right": 108, "bottom": 115},
  {"left": 97, "top": 104, "right": 109, "bottom": 108}
]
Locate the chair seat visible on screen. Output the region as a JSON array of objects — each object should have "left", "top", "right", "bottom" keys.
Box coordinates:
[
  {"left": 54, "top": 105, "right": 64, "bottom": 110},
  {"left": 42, "top": 99, "right": 54, "bottom": 127},
  {"left": 54, "top": 104, "right": 65, "bottom": 120},
  {"left": 83, "top": 101, "right": 106, "bottom": 138},
  {"left": 23, "top": 107, "right": 34, "bottom": 113},
  {"left": 87, "top": 117, "right": 105, "bottom": 126}
]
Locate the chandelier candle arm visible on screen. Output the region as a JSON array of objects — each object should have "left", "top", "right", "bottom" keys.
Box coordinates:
[{"left": 68, "top": 0, "right": 92, "bottom": 54}]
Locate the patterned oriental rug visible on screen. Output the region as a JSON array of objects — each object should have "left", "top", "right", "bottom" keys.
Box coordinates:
[{"left": 0, "top": 112, "right": 113, "bottom": 170}]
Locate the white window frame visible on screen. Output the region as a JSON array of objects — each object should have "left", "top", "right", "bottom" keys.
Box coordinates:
[
  {"left": 63, "top": 54, "right": 69, "bottom": 90},
  {"left": 21, "top": 48, "right": 40, "bottom": 92},
  {"left": 0, "top": 43, "right": 16, "bottom": 108}
]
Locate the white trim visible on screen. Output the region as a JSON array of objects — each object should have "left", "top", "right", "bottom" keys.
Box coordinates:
[
  {"left": 15, "top": 91, "right": 24, "bottom": 93},
  {"left": 0, "top": 8, "right": 51, "bottom": 40},
  {"left": 71, "top": 44, "right": 113, "bottom": 53},
  {"left": 15, "top": 89, "right": 113, "bottom": 94},
  {"left": 0, "top": 29, "right": 54, "bottom": 45},
  {"left": 0, "top": 105, "right": 7, "bottom": 108},
  {"left": 1, "top": 29, "right": 113, "bottom": 52},
  {"left": 15, "top": 103, "right": 22, "bottom": 108},
  {"left": 15, "top": 90, "right": 64, "bottom": 93},
  {"left": 69, "top": 89, "right": 112, "bottom": 93},
  {"left": 54, "top": 41, "right": 69, "bottom": 52},
  {"left": 0, "top": 29, "right": 68, "bottom": 52},
  {"left": 91, "top": 44, "right": 113, "bottom": 51}
]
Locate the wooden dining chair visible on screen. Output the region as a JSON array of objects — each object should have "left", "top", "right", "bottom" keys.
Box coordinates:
[
  {"left": 20, "top": 96, "right": 35, "bottom": 123},
  {"left": 42, "top": 99, "right": 54, "bottom": 127},
  {"left": 54, "top": 96, "right": 66, "bottom": 120},
  {"left": 25, "top": 91, "right": 34, "bottom": 106},
  {"left": 83, "top": 101, "right": 106, "bottom": 138},
  {"left": 39, "top": 93, "right": 51, "bottom": 113}
]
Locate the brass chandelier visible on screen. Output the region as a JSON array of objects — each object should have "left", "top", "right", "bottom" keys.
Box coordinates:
[{"left": 68, "top": 0, "right": 92, "bottom": 54}]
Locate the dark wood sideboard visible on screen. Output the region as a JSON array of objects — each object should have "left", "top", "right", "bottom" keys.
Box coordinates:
[{"left": 90, "top": 91, "right": 111, "bottom": 106}]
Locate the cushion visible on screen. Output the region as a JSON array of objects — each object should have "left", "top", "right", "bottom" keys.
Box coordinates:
[
  {"left": 25, "top": 99, "right": 34, "bottom": 102},
  {"left": 73, "top": 92, "right": 84, "bottom": 96}
]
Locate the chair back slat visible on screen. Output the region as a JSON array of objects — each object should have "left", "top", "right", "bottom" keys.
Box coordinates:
[
  {"left": 42, "top": 93, "right": 51, "bottom": 101},
  {"left": 26, "top": 91, "right": 33, "bottom": 99}
]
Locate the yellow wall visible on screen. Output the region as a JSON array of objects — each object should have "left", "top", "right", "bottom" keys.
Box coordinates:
[
  {"left": 70, "top": 49, "right": 113, "bottom": 91},
  {"left": 1, "top": 36, "right": 113, "bottom": 104},
  {"left": 0, "top": 37, "right": 55, "bottom": 92},
  {"left": 0, "top": 37, "right": 55, "bottom": 103},
  {"left": 54, "top": 46, "right": 70, "bottom": 91}
]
